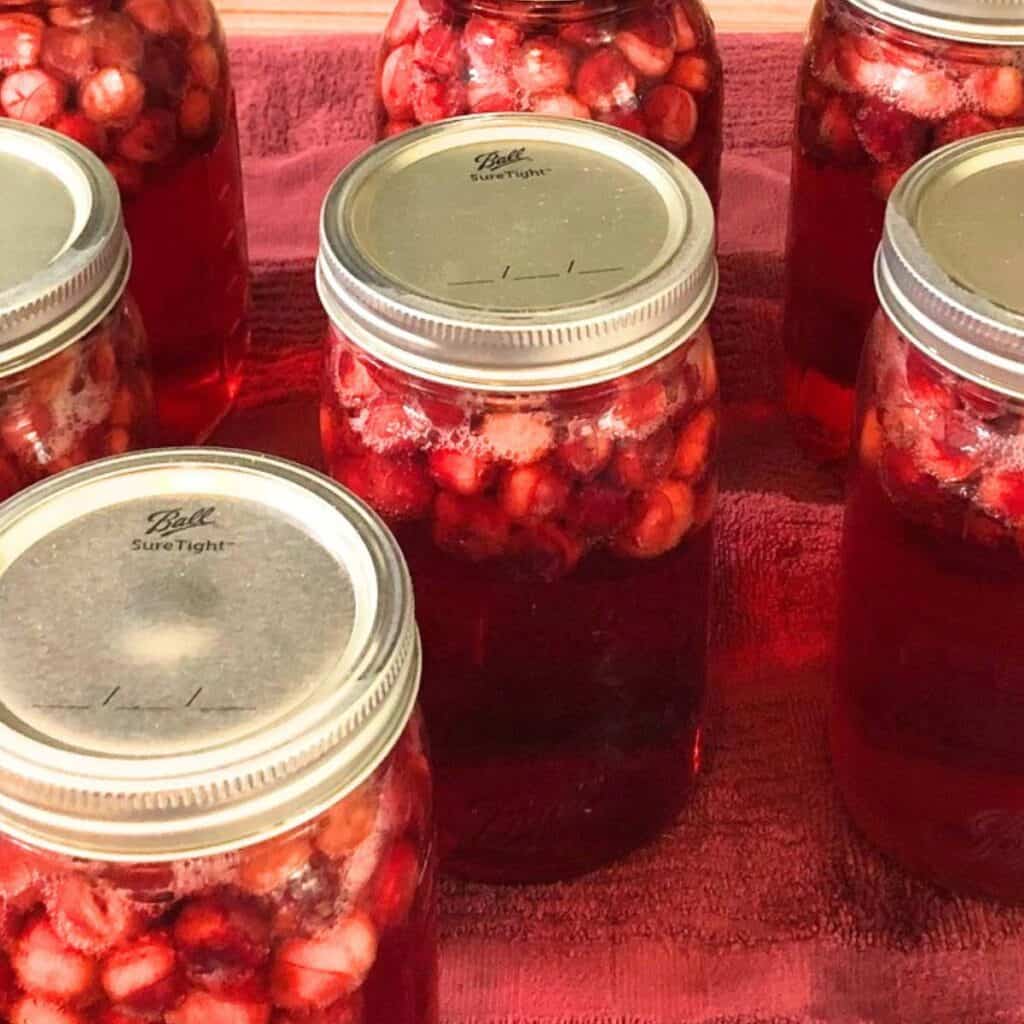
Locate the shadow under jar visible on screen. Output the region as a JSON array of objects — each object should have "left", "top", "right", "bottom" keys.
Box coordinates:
[
  {"left": 782, "top": 0, "right": 1024, "bottom": 463},
  {"left": 835, "top": 130, "right": 1024, "bottom": 900},
  {"left": 318, "top": 115, "right": 719, "bottom": 883},
  {"left": 0, "top": 0, "right": 251, "bottom": 444},
  {"left": 376, "top": 0, "right": 724, "bottom": 206},
  {"left": 0, "top": 449, "right": 437, "bottom": 1024},
  {"left": 0, "top": 122, "right": 155, "bottom": 502}
]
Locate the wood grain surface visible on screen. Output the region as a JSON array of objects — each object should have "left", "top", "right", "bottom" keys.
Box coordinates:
[{"left": 213, "top": 0, "right": 812, "bottom": 35}]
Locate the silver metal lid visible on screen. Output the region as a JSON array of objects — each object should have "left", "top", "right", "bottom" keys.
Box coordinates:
[
  {"left": 876, "top": 128, "right": 1024, "bottom": 399},
  {"left": 0, "top": 449, "right": 420, "bottom": 861},
  {"left": 317, "top": 115, "right": 718, "bottom": 393},
  {"left": 845, "top": 0, "right": 1024, "bottom": 44},
  {"left": 0, "top": 122, "right": 131, "bottom": 377}
]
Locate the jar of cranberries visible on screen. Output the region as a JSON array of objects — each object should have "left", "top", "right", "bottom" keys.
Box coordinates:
[
  {"left": 0, "top": 448, "right": 437, "bottom": 1024},
  {"left": 0, "top": 122, "right": 155, "bottom": 503},
  {"left": 376, "top": 0, "right": 724, "bottom": 205},
  {"left": 0, "top": 0, "right": 250, "bottom": 444},
  {"left": 835, "top": 130, "right": 1024, "bottom": 899},
  {"left": 783, "top": 0, "right": 1024, "bottom": 461},
  {"left": 318, "top": 116, "right": 719, "bottom": 883}
]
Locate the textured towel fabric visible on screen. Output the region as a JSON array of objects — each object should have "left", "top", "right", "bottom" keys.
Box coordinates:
[{"left": 214, "top": 34, "right": 1024, "bottom": 1024}]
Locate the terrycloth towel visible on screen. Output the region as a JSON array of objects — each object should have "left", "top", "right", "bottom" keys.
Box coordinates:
[{"left": 213, "top": 34, "right": 1024, "bottom": 1024}]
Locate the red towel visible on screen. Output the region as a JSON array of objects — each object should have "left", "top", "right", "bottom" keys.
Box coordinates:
[{"left": 215, "top": 33, "right": 1024, "bottom": 1024}]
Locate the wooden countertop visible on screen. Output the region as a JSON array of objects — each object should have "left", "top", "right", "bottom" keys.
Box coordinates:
[{"left": 213, "top": 0, "right": 812, "bottom": 35}]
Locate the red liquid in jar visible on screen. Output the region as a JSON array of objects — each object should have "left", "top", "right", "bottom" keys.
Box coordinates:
[
  {"left": 0, "top": 0, "right": 251, "bottom": 444},
  {"left": 322, "top": 332, "right": 718, "bottom": 882},
  {"left": 783, "top": 0, "right": 1024, "bottom": 461},
  {"left": 376, "top": 0, "right": 724, "bottom": 206},
  {"left": 834, "top": 319, "right": 1024, "bottom": 899},
  {"left": 0, "top": 724, "right": 437, "bottom": 1024}
]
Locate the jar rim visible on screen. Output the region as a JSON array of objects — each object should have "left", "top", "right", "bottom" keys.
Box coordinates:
[
  {"left": 0, "top": 123, "right": 131, "bottom": 378},
  {"left": 0, "top": 449, "right": 421, "bottom": 861},
  {"left": 842, "top": 0, "right": 1024, "bottom": 44},
  {"left": 317, "top": 115, "right": 718, "bottom": 393},
  {"left": 876, "top": 128, "right": 1024, "bottom": 400}
]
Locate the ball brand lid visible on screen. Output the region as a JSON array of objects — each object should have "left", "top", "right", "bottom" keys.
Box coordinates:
[
  {"left": 317, "top": 115, "right": 718, "bottom": 392},
  {"left": 847, "top": 0, "right": 1024, "bottom": 43},
  {"left": 876, "top": 128, "right": 1024, "bottom": 398},
  {"left": 0, "top": 449, "right": 420, "bottom": 860},
  {"left": 0, "top": 122, "right": 131, "bottom": 376}
]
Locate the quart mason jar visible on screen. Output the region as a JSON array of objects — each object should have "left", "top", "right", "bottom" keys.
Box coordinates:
[
  {"left": 318, "top": 116, "right": 719, "bottom": 883},
  {"left": 0, "top": 450, "right": 438, "bottom": 1024},
  {"left": 783, "top": 0, "right": 1024, "bottom": 461},
  {"left": 376, "top": 0, "right": 724, "bottom": 206},
  {"left": 0, "top": 0, "right": 250, "bottom": 443},
  {"left": 1, "top": 122, "right": 154, "bottom": 503},
  {"left": 835, "top": 130, "right": 1024, "bottom": 900}
]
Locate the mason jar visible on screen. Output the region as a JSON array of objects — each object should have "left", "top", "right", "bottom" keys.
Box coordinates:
[
  {"left": 782, "top": 0, "right": 1024, "bottom": 461},
  {"left": 0, "top": 449, "right": 437, "bottom": 1024},
  {"left": 1, "top": 121, "right": 154, "bottom": 503},
  {"left": 0, "top": 0, "right": 251, "bottom": 443},
  {"left": 835, "top": 129, "right": 1024, "bottom": 899},
  {"left": 375, "top": 0, "right": 724, "bottom": 206},
  {"left": 317, "top": 115, "right": 719, "bottom": 883}
]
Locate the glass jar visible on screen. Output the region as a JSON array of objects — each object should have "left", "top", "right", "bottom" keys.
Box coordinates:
[
  {"left": 0, "top": 449, "right": 437, "bottom": 1023},
  {"left": 318, "top": 116, "right": 719, "bottom": 883},
  {"left": 835, "top": 130, "right": 1024, "bottom": 899},
  {"left": 0, "top": 0, "right": 250, "bottom": 444},
  {"left": 375, "top": 0, "right": 724, "bottom": 206},
  {"left": 783, "top": 0, "right": 1024, "bottom": 462},
  {"left": 0, "top": 122, "right": 155, "bottom": 503}
]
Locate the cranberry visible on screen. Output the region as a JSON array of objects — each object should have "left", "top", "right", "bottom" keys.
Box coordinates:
[
  {"left": 614, "top": 13, "right": 676, "bottom": 78},
  {"left": 934, "top": 111, "right": 999, "bottom": 147},
  {"left": 45, "top": 875, "right": 138, "bottom": 955},
  {"left": 667, "top": 53, "right": 712, "bottom": 94},
  {"left": 410, "top": 68, "right": 467, "bottom": 123},
  {"left": 363, "top": 842, "right": 418, "bottom": 931},
  {"left": 9, "top": 996, "right": 85, "bottom": 1024},
  {"left": 87, "top": 13, "right": 144, "bottom": 70},
  {"left": 433, "top": 492, "right": 512, "bottom": 560},
  {"left": 117, "top": 108, "right": 177, "bottom": 162},
  {"left": 967, "top": 65, "right": 1023, "bottom": 119},
  {"left": 612, "top": 426, "right": 675, "bottom": 489},
  {"left": 642, "top": 83, "right": 698, "bottom": 150},
  {"left": 672, "top": 407, "right": 716, "bottom": 479},
  {"left": 530, "top": 90, "right": 590, "bottom": 118},
  {"left": 0, "top": 13, "right": 44, "bottom": 71},
  {"left": 854, "top": 98, "right": 927, "bottom": 165},
  {"left": 670, "top": 1, "right": 698, "bottom": 53},
  {"left": 170, "top": 0, "right": 213, "bottom": 39},
  {"left": 479, "top": 410, "right": 554, "bottom": 464},
  {"left": 12, "top": 915, "right": 96, "bottom": 1005},
  {"left": 79, "top": 67, "right": 145, "bottom": 126},
  {"left": 500, "top": 462, "right": 571, "bottom": 520},
  {"left": 463, "top": 15, "right": 521, "bottom": 71},
  {"left": 100, "top": 932, "right": 181, "bottom": 1012},
  {"left": 427, "top": 449, "right": 495, "bottom": 496},
  {"left": 380, "top": 44, "right": 416, "bottom": 121},
  {"left": 178, "top": 85, "right": 213, "bottom": 138},
  {"left": 574, "top": 46, "right": 636, "bottom": 114},
  {"left": 513, "top": 35, "right": 573, "bottom": 95},
  {"left": 1, "top": 69, "right": 66, "bottom": 125},
  {"left": 615, "top": 479, "right": 695, "bottom": 559},
  {"left": 166, "top": 989, "right": 271, "bottom": 1024},
  {"left": 413, "top": 23, "right": 462, "bottom": 78},
  {"left": 123, "top": 0, "right": 175, "bottom": 35}
]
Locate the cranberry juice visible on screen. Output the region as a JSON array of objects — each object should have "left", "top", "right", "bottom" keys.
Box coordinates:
[
  {"left": 323, "top": 333, "right": 718, "bottom": 882},
  {"left": 0, "top": 0, "right": 250, "bottom": 443},
  {"left": 377, "top": 0, "right": 724, "bottom": 205},
  {"left": 783, "top": 0, "right": 1024, "bottom": 461},
  {"left": 834, "top": 319, "right": 1024, "bottom": 899}
]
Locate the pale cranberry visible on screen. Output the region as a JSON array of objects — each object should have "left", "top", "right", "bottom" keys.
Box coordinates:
[
  {"left": 670, "top": 1, "right": 698, "bottom": 52},
  {"left": 575, "top": 46, "right": 636, "bottom": 114},
  {"left": 556, "top": 430, "right": 613, "bottom": 478},
  {"left": 500, "top": 462, "right": 571, "bottom": 520},
  {"left": 977, "top": 469, "right": 1024, "bottom": 525},
  {"left": 615, "top": 479, "right": 694, "bottom": 558},
  {"left": 673, "top": 407, "right": 716, "bottom": 479},
  {"left": 1, "top": 69, "right": 66, "bottom": 125},
  {"left": 0, "top": 13, "right": 44, "bottom": 71},
  {"left": 46, "top": 875, "right": 138, "bottom": 954},
  {"left": 559, "top": 16, "right": 615, "bottom": 51},
  {"left": 427, "top": 449, "right": 495, "bottom": 495},
  {"left": 380, "top": 44, "right": 416, "bottom": 121},
  {"left": 614, "top": 13, "right": 676, "bottom": 78},
  {"left": 271, "top": 913, "right": 377, "bottom": 1011},
  {"left": 238, "top": 835, "right": 314, "bottom": 896},
  {"left": 100, "top": 933, "right": 181, "bottom": 1012},
  {"left": 467, "top": 69, "right": 520, "bottom": 112},
  {"left": 968, "top": 65, "right": 1024, "bottom": 119},
  {"left": 315, "top": 784, "right": 378, "bottom": 859},
  {"left": 513, "top": 36, "right": 573, "bottom": 96},
  {"left": 612, "top": 426, "right": 675, "bottom": 489},
  {"left": 643, "top": 83, "right": 698, "bottom": 149},
  {"left": 12, "top": 916, "right": 96, "bottom": 1004},
  {"left": 167, "top": 990, "right": 270, "bottom": 1024},
  {"left": 384, "top": 0, "right": 422, "bottom": 49},
  {"left": 605, "top": 380, "right": 668, "bottom": 437},
  {"left": 529, "top": 89, "right": 589, "bottom": 118},
  {"left": 463, "top": 15, "right": 522, "bottom": 70},
  {"left": 363, "top": 841, "right": 418, "bottom": 930},
  {"left": 173, "top": 893, "right": 271, "bottom": 971},
  {"left": 9, "top": 996, "right": 84, "bottom": 1024},
  {"left": 79, "top": 67, "right": 145, "bottom": 126},
  {"left": 334, "top": 452, "right": 434, "bottom": 520},
  {"left": 667, "top": 53, "right": 712, "bottom": 93},
  {"left": 809, "top": 96, "right": 862, "bottom": 162},
  {"left": 835, "top": 36, "right": 897, "bottom": 94},
  {"left": 479, "top": 410, "right": 554, "bottom": 463},
  {"left": 893, "top": 68, "right": 959, "bottom": 121}
]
